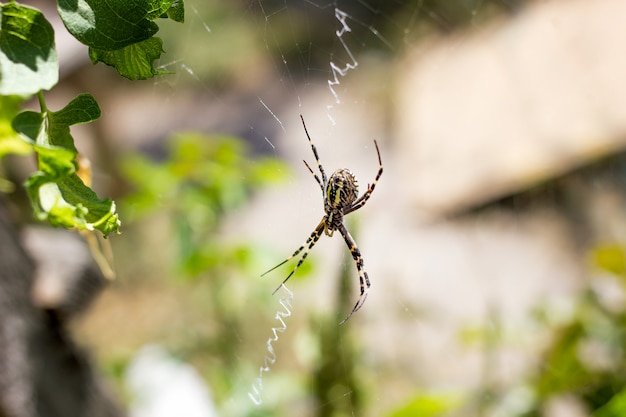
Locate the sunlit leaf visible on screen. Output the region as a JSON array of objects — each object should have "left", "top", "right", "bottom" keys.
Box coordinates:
[
  {"left": 12, "top": 94, "right": 120, "bottom": 236},
  {"left": 57, "top": 0, "right": 160, "bottom": 50},
  {"left": 0, "top": 3, "right": 58, "bottom": 95},
  {"left": 57, "top": 0, "right": 183, "bottom": 79},
  {"left": 89, "top": 37, "right": 170, "bottom": 80}
]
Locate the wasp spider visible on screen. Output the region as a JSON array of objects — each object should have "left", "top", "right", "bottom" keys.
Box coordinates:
[{"left": 262, "top": 115, "right": 383, "bottom": 324}]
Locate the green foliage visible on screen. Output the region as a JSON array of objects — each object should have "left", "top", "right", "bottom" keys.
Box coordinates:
[
  {"left": 592, "top": 244, "right": 626, "bottom": 277},
  {"left": 57, "top": 0, "right": 159, "bottom": 49},
  {"left": 121, "top": 132, "right": 288, "bottom": 276},
  {"left": 595, "top": 388, "right": 626, "bottom": 417},
  {"left": 387, "top": 392, "right": 464, "bottom": 417},
  {"left": 426, "top": 241, "right": 626, "bottom": 417},
  {"left": 166, "top": 0, "right": 185, "bottom": 22},
  {"left": 57, "top": 0, "right": 183, "bottom": 79},
  {"left": 12, "top": 93, "right": 120, "bottom": 236},
  {"left": 504, "top": 265, "right": 626, "bottom": 417},
  {"left": 0, "top": 3, "right": 58, "bottom": 95},
  {"left": 0, "top": 0, "right": 185, "bottom": 235},
  {"left": 88, "top": 37, "right": 170, "bottom": 80},
  {"left": 119, "top": 132, "right": 289, "bottom": 407}
]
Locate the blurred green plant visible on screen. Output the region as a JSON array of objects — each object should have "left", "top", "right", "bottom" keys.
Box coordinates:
[
  {"left": 0, "top": 0, "right": 185, "bottom": 236},
  {"left": 386, "top": 392, "right": 465, "bottom": 417},
  {"left": 526, "top": 286, "right": 626, "bottom": 416},
  {"left": 595, "top": 388, "right": 626, "bottom": 417},
  {"left": 119, "top": 131, "right": 290, "bottom": 407},
  {"left": 529, "top": 243, "right": 626, "bottom": 416},
  {"left": 475, "top": 243, "right": 626, "bottom": 417},
  {"left": 399, "top": 241, "right": 626, "bottom": 417},
  {"left": 121, "top": 132, "right": 288, "bottom": 277},
  {"left": 592, "top": 244, "right": 626, "bottom": 277}
]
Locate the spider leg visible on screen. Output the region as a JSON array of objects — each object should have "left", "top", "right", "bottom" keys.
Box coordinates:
[
  {"left": 337, "top": 223, "right": 371, "bottom": 325},
  {"left": 303, "top": 159, "right": 324, "bottom": 193},
  {"left": 344, "top": 140, "right": 383, "bottom": 215},
  {"left": 261, "top": 219, "right": 326, "bottom": 294},
  {"left": 300, "top": 115, "right": 327, "bottom": 185}
]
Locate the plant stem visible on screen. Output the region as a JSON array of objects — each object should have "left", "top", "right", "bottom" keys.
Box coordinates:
[{"left": 37, "top": 91, "right": 47, "bottom": 113}]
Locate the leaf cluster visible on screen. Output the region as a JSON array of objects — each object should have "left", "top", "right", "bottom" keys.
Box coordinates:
[
  {"left": 58, "top": 0, "right": 184, "bottom": 80},
  {"left": 0, "top": 0, "right": 185, "bottom": 236}
]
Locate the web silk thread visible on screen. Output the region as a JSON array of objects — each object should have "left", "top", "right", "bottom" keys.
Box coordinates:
[
  {"left": 248, "top": 284, "right": 294, "bottom": 406},
  {"left": 328, "top": 8, "right": 358, "bottom": 104}
]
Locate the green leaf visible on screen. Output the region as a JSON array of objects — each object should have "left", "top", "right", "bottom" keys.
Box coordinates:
[
  {"left": 145, "top": 0, "right": 176, "bottom": 21},
  {"left": 14, "top": 93, "right": 100, "bottom": 150},
  {"left": 12, "top": 93, "right": 120, "bottom": 236},
  {"left": 57, "top": 0, "right": 161, "bottom": 50},
  {"left": 89, "top": 37, "right": 170, "bottom": 80},
  {"left": 0, "top": 3, "right": 58, "bottom": 95},
  {"left": 57, "top": 0, "right": 183, "bottom": 79},
  {"left": 28, "top": 175, "right": 120, "bottom": 236},
  {"left": 52, "top": 93, "right": 101, "bottom": 126},
  {"left": 166, "top": 0, "right": 185, "bottom": 23}
]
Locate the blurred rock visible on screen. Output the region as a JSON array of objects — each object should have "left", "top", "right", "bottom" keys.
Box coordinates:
[
  {"left": 397, "top": 0, "right": 626, "bottom": 214},
  {"left": 23, "top": 227, "right": 106, "bottom": 319}
]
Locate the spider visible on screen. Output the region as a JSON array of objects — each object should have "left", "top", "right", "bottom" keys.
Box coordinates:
[{"left": 262, "top": 115, "right": 383, "bottom": 324}]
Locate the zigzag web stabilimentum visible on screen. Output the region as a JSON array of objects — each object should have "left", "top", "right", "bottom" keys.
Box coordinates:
[{"left": 248, "top": 284, "right": 294, "bottom": 406}]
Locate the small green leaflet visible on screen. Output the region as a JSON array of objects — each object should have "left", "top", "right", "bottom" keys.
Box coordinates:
[
  {"left": 166, "top": 0, "right": 185, "bottom": 22},
  {"left": 12, "top": 94, "right": 121, "bottom": 236},
  {"left": 89, "top": 37, "right": 171, "bottom": 80}
]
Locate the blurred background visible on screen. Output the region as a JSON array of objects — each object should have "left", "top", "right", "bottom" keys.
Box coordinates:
[{"left": 7, "top": 0, "right": 626, "bottom": 416}]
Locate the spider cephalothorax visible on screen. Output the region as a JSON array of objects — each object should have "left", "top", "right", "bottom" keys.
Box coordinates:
[{"left": 262, "top": 115, "right": 382, "bottom": 324}]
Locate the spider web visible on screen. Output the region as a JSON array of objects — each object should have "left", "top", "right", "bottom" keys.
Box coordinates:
[
  {"left": 149, "top": 1, "right": 510, "bottom": 416},
  {"left": 110, "top": 0, "right": 602, "bottom": 416}
]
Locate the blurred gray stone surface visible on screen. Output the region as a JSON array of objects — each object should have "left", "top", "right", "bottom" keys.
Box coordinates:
[
  {"left": 397, "top": 0, "right": 626, "bottom": 214},
  {"left": 0, "top": 199, "right": 124, "bottom": 417}
]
